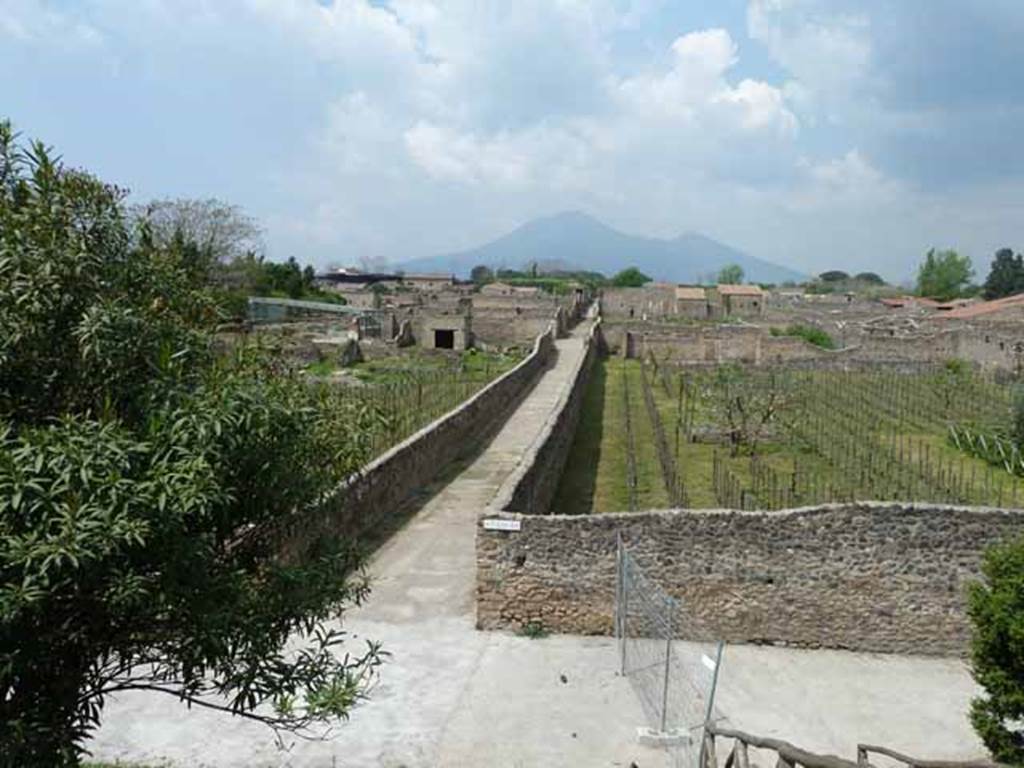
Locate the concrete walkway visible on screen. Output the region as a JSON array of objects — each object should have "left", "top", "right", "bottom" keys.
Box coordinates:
[{"left": 89, "top": 322, "right": 987, "bottom": 767}]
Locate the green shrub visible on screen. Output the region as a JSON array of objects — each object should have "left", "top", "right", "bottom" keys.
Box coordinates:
[
  {"left": 969, "top": 536, "right": 1024, "bottom": 764},
  {"left": 770, "top": 325, "right": 836, "bottom": 350},
  {"left": 518, "top": 620, "right": 549, "bottom": 639}
]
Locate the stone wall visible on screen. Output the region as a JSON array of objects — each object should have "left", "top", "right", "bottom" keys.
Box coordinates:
[
  {"left": 262, "top": 325, "right": 558, "bottom": 561},
  {"left": 491, "top": 320, "right": 602, "bottom": 515},
  {"left": 476, "top": 502, "right": 1024, "bottom": 655},
  {"left": 602, "top": 320, "right": 1024, "bottom": 371},
  {"left": 473, "top": 309, "right": 560, "bottom": 348},
  {"left": 606, "top": 323, "right": 836, "bottom": 366},
  {"left": 602, "top": 285, "right": 678, "bottom": 320}
]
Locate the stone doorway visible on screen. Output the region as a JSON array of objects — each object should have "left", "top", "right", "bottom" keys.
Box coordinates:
[{"left": 434, "top": 328, "right": 456, "bottom": 349}]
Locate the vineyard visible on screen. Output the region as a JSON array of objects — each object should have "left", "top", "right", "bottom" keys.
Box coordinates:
[
  {"left": 311, "top": 350, "right": 521, "bottom": 460},
  {"left": 553, "top": 356, "right": 1024, "bottom": 513}
]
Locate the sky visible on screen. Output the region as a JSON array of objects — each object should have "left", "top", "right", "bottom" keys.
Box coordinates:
[{"left": 2, "top": 0, "right": 1023, "bottom": 282}]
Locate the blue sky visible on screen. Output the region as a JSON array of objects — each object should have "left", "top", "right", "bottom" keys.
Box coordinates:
[{"left": 2, "top": 0, "right": 1022, "bottom": 281}]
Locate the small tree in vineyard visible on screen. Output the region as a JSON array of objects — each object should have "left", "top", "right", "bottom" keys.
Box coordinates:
[
  {"left": 708, "top": 365, "right": 790, "bottom": 457},
  {"left": 0, "top": 121, "right": 383, "bottom": 765}
]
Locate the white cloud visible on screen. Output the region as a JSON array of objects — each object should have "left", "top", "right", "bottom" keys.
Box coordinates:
[
  {"left": 789, "top": 149, "right": 903, "bottom": 211},
  {"left": 615, "top": 29, "right": 797, "bottom": 137},
  {"left": 0, "top": 0, "right": 104, "bottom": 48},
  {"left": 747, "top": 0, "right": 871, "bottom": 116},
  {"left": 404, "top": 122, "right": 531, "bottom": 185}
]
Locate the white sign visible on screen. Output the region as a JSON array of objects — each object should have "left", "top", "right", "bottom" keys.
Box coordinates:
[
  {"left": 482, "top": 518, "right": 522, "bottom": 532},
  {"left": 701, "top": 654, "right": 717, "bottom": 672}
]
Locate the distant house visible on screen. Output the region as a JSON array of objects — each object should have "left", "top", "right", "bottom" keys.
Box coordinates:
[
  {"left": 315, "top": 267, "right": 401, "bottom": 292},
  {"left": 674, "top": 286, "right": 707, "bottom": 319},
  {"left": 713, "top": 284, "right": 765, "bottom": 318},
  {"left": 480, "top": 281, "right": 541, "bottom": 297}
]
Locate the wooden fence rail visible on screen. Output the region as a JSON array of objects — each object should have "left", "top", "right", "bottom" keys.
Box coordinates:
[{"left": 701, "top": 726, "right": 1002, "bottom": 768}]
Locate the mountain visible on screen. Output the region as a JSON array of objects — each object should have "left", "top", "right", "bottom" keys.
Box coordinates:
[{"left": 399, "top": 211, "right": 805, "bottom": 284}]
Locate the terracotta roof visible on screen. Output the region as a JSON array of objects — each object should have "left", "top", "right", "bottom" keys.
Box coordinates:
[
  {"left": 675, "top": 286, "right": 706, "bottom": 300},
  {"left": 717, "top": 284, "right": 764, "bottom": 296},
  {"left": 879, "top": 295, "right": 940, "bottom": 309},
  {"left": 935, "top": 298, "right": 975, "bottom": 311},
  {"left": 942, "top": 292, "right": 1024, "bottom": 320}
]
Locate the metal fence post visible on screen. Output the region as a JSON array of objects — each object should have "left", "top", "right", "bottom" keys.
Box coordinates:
[
  {"left": 617, "top": 532, "right": 626, "bottom": 675},
  {"left": 698, "top": 640, "right": 725, "bottom": 768},
  {"left": 660, "top": 596, "right": 674, "bottom": 733}
]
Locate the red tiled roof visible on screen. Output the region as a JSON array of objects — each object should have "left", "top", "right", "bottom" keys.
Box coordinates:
[
  {"left": 935, "top": 298, "right": 975, "bottom": 311},
  {"left": 942, "top": 292, "right": 1024, "bottom": 320},
  {"left": 879, "top": 295, "right": 940, "bottom": 309}
]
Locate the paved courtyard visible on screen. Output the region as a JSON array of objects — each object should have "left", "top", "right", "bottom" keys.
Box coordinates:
[{"left": 89, "top": 326, "right": 987, "bottom": 767}]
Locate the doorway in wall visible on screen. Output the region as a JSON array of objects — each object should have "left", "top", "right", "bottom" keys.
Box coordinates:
[{"left": 434, "top": 329, "right": 455, "bottom": 349}]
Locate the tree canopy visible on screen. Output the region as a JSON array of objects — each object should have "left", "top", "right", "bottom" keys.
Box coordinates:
[
  {"left": 131, "top": 197, "right": 262, "bottom": 267},
  {"left": 969, "top": 535, "right": 1024, "bottom": 764},
  {"left": 0, "top": 121, "right": 382, "bottom": 764},
  {"left": 915, "top": 248, "right": 974, "bottom": 301},
  {"left": 854, "top": 272, "right": 885, "bottom": 285},
  {"left": 818, "top": 270, "right": 849, "bottom": 283},
  {"left": 983, "top": 248, "right": 1024, "bottom": 301},
  {"left": 716, "top": 263, "right": 744, "bottom": 285},
  {"left": 470, "top": 264, "right": 494, "bottom": 284},
  {"left": 611, "top": 266, "right": 652, "bottom": 288}
]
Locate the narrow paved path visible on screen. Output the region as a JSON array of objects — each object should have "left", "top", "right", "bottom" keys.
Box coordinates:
[{"left": 90, "top": 324, "right": 664, "bottom": 768}]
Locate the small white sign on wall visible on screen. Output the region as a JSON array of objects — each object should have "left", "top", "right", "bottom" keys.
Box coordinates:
[
  {"left": 701, "top": 654, "right": 717, "bottom": 672},
  {"left": 482, "top": 518, "right": 522, "bottom": 532}
]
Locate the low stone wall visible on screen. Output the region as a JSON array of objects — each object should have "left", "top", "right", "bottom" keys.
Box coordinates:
[
  {"left": 270, "top": 326, "right": 558, "bottom": 561},
  {"left": 476, "top": 502, "right": 1024, "bottom": 655},
  {"left": 473, "top": 309, "right": 559, "bottom": 347},
  {"left": 492, "top": 320, "right": 602, "bottom": 515}
]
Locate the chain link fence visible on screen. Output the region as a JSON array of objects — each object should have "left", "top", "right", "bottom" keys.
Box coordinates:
[{"left": 616, "top": 535, "right": 726, "bottom": 767}]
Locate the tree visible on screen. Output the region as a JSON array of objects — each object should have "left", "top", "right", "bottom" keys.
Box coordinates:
[
  {"left": 717, "top": 264, "right": 744, "bottom": 285},
  {"left": 818, "top": 270, "right": 849, "bottom": 283},
  {"left": 470, "top": 265, "right": 494, "bottom": 284},
  {"left": 968, "top": 535, "right": 1024, "bottom": 764},
  {"left": 916, "top": 248, "right": 974, "bottom": 301},
  {"left": 855, "top": 272, "right": 885, "bottom": 285},
  {"left": 131, "top": 198, "right": 263, "bottom": 269},
  {"left": 708, "top": 366, "right": 791, "bottom": 457},
  {"left": 983, "top": 248, "right": 1024, "bottom": 300},
  {"left": 611, "top": 267, "right": 652, "bottom": 288},
  {"left": 0, "top": 121, "right": 382, "bottom": 764}
]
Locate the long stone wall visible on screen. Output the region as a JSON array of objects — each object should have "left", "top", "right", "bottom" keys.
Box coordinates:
[
  {"left": 491, "top": 320, "right": 602, "bottom": 515},
  {"left": 265, "top": 326, "right": 558, "bottom": 561},
  {"left": 476, "top": 502, "right": 1024, "bottom": 655},
  {"left": 473, "top": 309, "right": 560, "bottom": 348}
]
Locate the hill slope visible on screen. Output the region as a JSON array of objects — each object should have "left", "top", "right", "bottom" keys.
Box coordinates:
[{"left": 401, "top": 211, "right": 804, "bottom": 284}]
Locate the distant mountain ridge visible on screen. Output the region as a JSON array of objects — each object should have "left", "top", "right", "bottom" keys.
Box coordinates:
[{"left": 400, "top": 211, "right": 805, "bottom": 284}]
